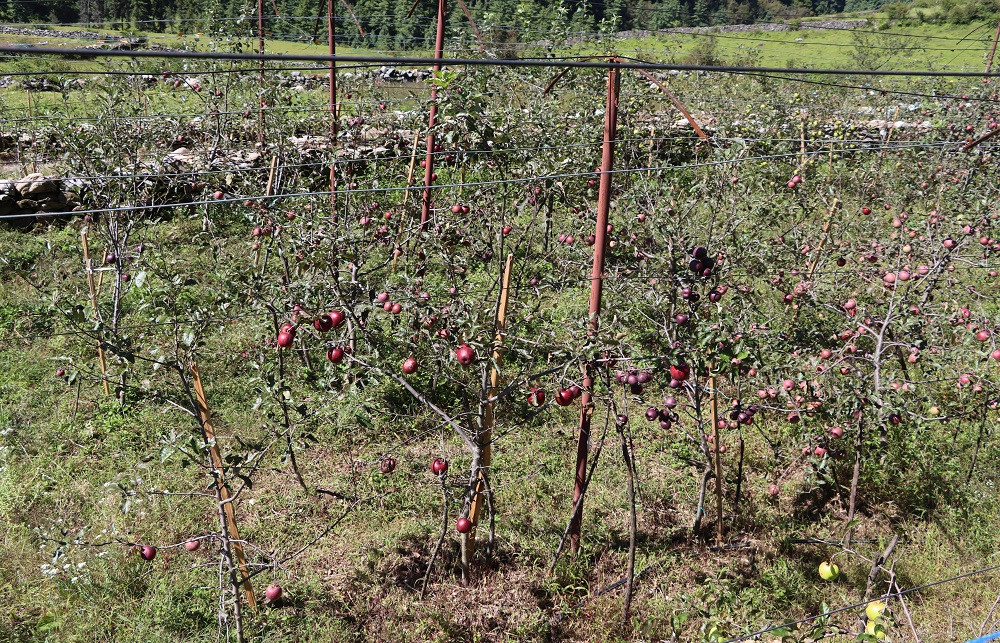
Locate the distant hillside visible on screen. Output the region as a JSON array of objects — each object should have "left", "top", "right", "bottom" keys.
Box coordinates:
[{"left": 0, "top": 0, "right": 996, "bottom": 50}]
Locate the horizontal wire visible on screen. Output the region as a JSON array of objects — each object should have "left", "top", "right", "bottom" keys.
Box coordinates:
[{"left": 4, "top": 46, "right": 1000, "bottom": 77}]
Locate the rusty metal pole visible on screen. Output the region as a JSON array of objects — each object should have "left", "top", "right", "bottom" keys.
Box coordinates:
[
  {"left": 986, "top": 21, "right": 1000, "bottom": 78},
  {"left": 258, "top": 0, "right": 265, "bottom": 145},
  {"left": 420, "top": 0, "right": 446, "bottom": 230},
  {"left": 569, "top": 67, "right": 620, "bottom": 557},
  {"left": 328, "top": 0, "right": 337, "bottom": 223}
]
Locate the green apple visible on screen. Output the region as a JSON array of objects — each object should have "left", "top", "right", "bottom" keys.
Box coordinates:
[
  {"left": 865, "top": 619, "right": 888, "bottom": 640},
  {"left": 818, "top": 561, "right": 840, "bottom": 581},
  {"left": 866, "top": 601, "right": 886, "bottom": 621}
]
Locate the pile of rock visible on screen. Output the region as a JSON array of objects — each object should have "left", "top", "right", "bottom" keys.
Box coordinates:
[{"left": 0, "top": 173, "right": 80, "bottom": 224}]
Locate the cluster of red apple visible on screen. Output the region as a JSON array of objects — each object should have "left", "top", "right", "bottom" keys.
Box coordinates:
[
  {"left": 687, "top": 246, "right": 717, "bottom": 277},
  {"left": 644, "top": 396, "right": 678, "bottom": 430},
  {"left": 614, "top": 367, "right": 653, "bottom": 394},
  {"left": 526, "top": 384, "right": 583, "bottom": 407},
  {"left": 273, "top": 310, "right": 352, "bottom": 363}
]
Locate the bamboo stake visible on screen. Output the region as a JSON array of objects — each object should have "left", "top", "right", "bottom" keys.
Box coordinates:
[
  {"left": 467, "top": 254, "right": 513, "bottom": 556},
  {"left": 391, "top": 131, "right": 422, "bottom": 274},
  {"left": 710, "top": 373, "right": 723, "bottom": 545},
  {"left": 403, "top": 130, "right": 421, "bottom": 206},
  {"left": 190, "top": 363, "right": 258, "bottom": 612},
  {"left": 80, "top": 230, "right": 110, "bottom": 396},
  {"left": 799, "top": 114, "right": 806, "bottom": 167},
  {"left": 254, "top": 155, "right": 278, "bottom": 268}
]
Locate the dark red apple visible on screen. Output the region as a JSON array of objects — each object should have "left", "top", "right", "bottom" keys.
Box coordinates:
[
  {"left": 277, "top": 330, "right": 295, "bottom": 348},
  {"left": 314, "top": 314, "right": 333, "bottom": 332},
  {"left": 431, "top": 457, "right": 448, "bottom": 475},
  {"left": 402, "top": 357, "right": 418, "bottom": 374},
  {"left": 456, "top": 517, "right": 473, "bottom": 533},
  {"left": 527, "top": 388, "right": 545, "bottom": 407},
  {"left": 380, "top": 456, "right": 396, "bottom": 474},
  {"left": 139, "top": 545, "right": 156, "bottom": 561},
  {"left": 454, "top": 344, "right": 476, "bottom": 366},
  {"left": 328, "top": 310, "right": 346, "bottom": 329},
  {"left": 326, "top": 346, "right": 344, "bottom": 364}
]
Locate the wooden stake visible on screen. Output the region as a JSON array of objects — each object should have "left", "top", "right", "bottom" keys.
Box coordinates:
[
  {"left": 391, "top": 131, "right": 422, "bottom": 274},
  {"left": 255, "top": 155, "right": 279, "bottom": 268},
  {"left": 190, "top": 363, "right": 258, "bottom": 612},
  {"left": 467, "top": 254, "right": 513, "bottom": 556},
  {"left": 710, "top": 373, "right": 723, "bottom": 545},
  {"left": 634, "top": 68, "right": 709, "bottom": 142},
  {"left": 80, "top": 230, "right": 110, "bottom": 396},
  {"left": 403, "top": 130, "right": 421, "bottom": 206}
]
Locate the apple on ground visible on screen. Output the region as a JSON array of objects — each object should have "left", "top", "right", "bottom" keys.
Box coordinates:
[
  {"left": 818, "top": 561, "right": 839, "bottom": 580},
  {"left": 264, "top": 584, "right": 282, "bottom": 602}
]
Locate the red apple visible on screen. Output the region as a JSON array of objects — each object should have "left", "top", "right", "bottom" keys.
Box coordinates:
[
  {"left": 527, "top": 388, "right": 545, "bottom": 407},
  {"left": 669, "top": 364, "right": 689, "bottom": 382},
  {"left": 314, "top": 314, "right": 333, "bottom": 332},
  {"left": 326, "top": 346, "right": 344, "bottom": 364},
  {"left": 380, "top": 456, "right": 396, "bottom": 474},
  {"left": 328, "top": 310, "right": 346, "bottom": 329},
  {"left": 276, "top": 330, "right": 295, "bottom": 348},
  {"left": 184, "top": 539, "right": 200, "bottom": 551},
  {"left": 402, "top": 357, "right": 418, "bottom": 374},
  {"left": 454, "top": 344, "right": 476, "bottom": 366},
  {"left": 431, "top": 457, "right": 448, "bottom": 475},
  {"left": 456, "top": 517, "right": 473, "bottom": 533},
  {"left": 264, "top": 584, "right": 282, "bottom": 602},
  {"left": 139, "top": 545, "right": 156, "bottom": 561}
]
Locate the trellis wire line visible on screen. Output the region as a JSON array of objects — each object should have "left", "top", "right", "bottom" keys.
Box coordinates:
[
  {"left": 722, "top": 564, "right": 1000, "bottom": 642},
  {"left": 5, "top": 46, "right": 1000, "bottom": 77}
]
